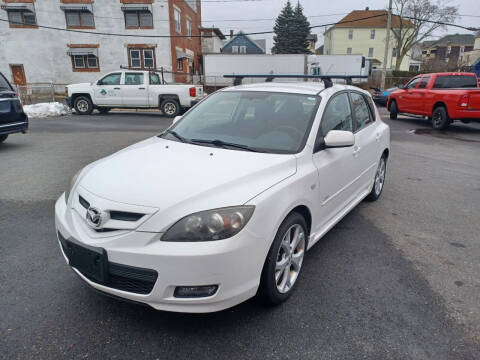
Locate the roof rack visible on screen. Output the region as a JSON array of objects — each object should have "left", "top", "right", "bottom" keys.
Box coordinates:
[{"left": 223, "top": 74, "right": 368, "bottom": 88}]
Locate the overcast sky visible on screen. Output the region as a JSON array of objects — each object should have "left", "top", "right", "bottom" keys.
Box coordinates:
[{"left": 201, "top": 0, "right": 480, "bottom": 52}]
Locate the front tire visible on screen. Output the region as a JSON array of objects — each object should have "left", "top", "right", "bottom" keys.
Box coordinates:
[
  {"left": 366, "top": 154, "right": 387, "bottom": 201},
  {"left": 0, "top": 134, "right": 8, "bottom": 143},
  {"left": 431, "top": 106, "right": 449, "bottom": 130},
  {"left": 161, "top": 99, "right": 180, "bottom": 118},
  {"left": 389, "top": 100, "right": 398, "bottom": 120},
  {"left": 74, "top": 96, "right": 93, "bottom": 115},
  {"left": 259, "top": 212, "right": 307, "bottom": 305}
]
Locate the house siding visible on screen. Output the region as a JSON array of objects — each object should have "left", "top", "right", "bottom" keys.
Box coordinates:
[
  {"left": 222, "top": 34, "right": 264, "bottom": 54},
  {"left": 0, "top": 0, "right": 182, "bottom": 85}
]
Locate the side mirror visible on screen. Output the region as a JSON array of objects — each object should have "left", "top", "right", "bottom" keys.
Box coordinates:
[
  {"left": 173, "top": 115, "right": 182, "bottom": 124},
  {"left": 398, "top": 84, "right": 405, "bottom": 89},
  {"left": 324, "top": 130, "right": 354, "bottom": 148}
]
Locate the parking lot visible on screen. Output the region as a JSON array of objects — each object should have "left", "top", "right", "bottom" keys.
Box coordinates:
[{"left": 1, "top": 109, "right": 480, "bottom": 359}]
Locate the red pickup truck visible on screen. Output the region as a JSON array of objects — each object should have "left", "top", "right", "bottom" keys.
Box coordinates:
[{"left": 387, "top": 72, "right": 480, "bottom": 129}]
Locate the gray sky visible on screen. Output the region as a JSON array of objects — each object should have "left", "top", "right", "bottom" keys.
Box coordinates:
[{"left": 201, "top": 0, "right": 480, "bottom": 52}]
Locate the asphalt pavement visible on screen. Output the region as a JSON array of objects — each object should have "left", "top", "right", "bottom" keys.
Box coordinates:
[{"left": 1, "top": 109, "right": 479, "bottom": 359}]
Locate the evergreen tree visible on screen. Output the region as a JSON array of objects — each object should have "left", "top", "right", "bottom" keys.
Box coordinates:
[{"left": 272, "top": 1, "right": 311, "bottom": 54}]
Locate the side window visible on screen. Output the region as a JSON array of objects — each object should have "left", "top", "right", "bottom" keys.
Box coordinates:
[
  {"left": 418, "top": 76, "right": 430, "bottom": 89},
  {"left": 124, "top": 73, "right": 144, "bottom": 85},
  {"left": 320, "top": 93, "right": 353, "bottom": 136},
  {"left": 150, "top": 73, "right": 161, "bottom": 85},
  {"left": 350, "top": 92, "right": 373, "bottom": 132},
  {"left": 98, "top": 73, "right": 121, "bottom": 86},
  {"left": 405, "top": 77, "right": 421, "bottom": 89}
]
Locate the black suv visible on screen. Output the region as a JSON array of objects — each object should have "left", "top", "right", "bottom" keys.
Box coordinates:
[{"left": 0, "top": 72, "right": 28, "bottom": 143}]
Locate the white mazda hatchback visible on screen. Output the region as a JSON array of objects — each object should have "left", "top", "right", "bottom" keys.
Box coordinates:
[{"left": 55, "top": 82, "right": 390, "bottom": 313}]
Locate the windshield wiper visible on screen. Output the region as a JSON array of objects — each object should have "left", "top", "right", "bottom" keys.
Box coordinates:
[
  {"left": 191, "top": 139, "right": 262, "bottom": 152},
  {"left": 162, "top": 130, "right": 189, "bottom": 143}
]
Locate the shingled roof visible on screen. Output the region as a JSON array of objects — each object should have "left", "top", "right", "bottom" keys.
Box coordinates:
[
  {"left": 334, "top": 9, "right": 413, "bottom": 28},
  {"left": 430, "top": 34, "right": 475, "bottom": 47}
]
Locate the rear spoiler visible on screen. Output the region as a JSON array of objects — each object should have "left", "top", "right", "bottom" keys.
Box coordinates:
[{"left": 223, "top": 74, "right": 368, "bottom": 88}]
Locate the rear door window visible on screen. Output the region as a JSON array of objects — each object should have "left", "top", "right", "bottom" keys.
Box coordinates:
[
  {"left": 433, "top": 75, "right": 478, "bottom": 88},
  {"left": 350, "top": 92, "right": 373, "bottom": 132},
  {"left": 124, "top": 73, "right": 144, "bottom": 85},
  {"left": 0, "top": 73, "right": 13, "bottom": 91}
]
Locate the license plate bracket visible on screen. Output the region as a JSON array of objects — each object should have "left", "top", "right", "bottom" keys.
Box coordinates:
[{"left": 65, "top": 240, "right": 109, "bottom": 284}]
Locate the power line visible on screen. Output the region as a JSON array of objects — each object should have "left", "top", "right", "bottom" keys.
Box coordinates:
[{"left": 0, "top": 13, "right": 477, "bottom": 39}]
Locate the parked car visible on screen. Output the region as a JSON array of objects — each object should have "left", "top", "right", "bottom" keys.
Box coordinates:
[
  {"left": 387, "top": 72, "right": 480, "bottom": 129},
  {"left": 372, "top": 87, "right": 398, "bottom": 106},
  {"left": 55, "top": 82, "right": 390, "bottom": 312},
  {"left": 0, "top": 72, "right": 28, "bottom": 144},
  {"left": 66, "top": 70, "right": 204, "bottom": 117}
]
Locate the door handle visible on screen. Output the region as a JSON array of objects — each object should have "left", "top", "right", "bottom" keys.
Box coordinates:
[
  {"left": 114, "top": 87, "right": 121, "bottom": 90},
  {"left": 352, "top": 146, "right": 360, "bottom": 157},
  {"left": 138, "top": 87, "right": 146, "bottom": 90},
  {"left": 375, "top": 133, "right": 381, "bottom": 142}
]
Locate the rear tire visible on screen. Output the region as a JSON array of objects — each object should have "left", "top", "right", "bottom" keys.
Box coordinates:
[
  {"left": 74, "top": 96, "right": 93, "bottom": 115},
  {"left": 161, "top": 99, "right": 180, "bottom": 118},
  {"left": 389, "top": 100, "right": 398, "bottom": 120},
  {"left": 98, "top": 107, "right": 110, "bottom": 114},
  {"left": 366, "top": 154, "right": 387, "bottom": 202},
  {"left": 259, "top": 212, "right": 308, "bottom": 305},
  {"left": 0, "top": 134, "right": 8, "bottom": 143},
  {"left": 431, "top": 106, "right": 449, "bottom": 130}
]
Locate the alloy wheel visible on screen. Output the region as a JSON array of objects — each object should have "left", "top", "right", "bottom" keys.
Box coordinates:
[
  {"left": 77, "top": 100, "right": 89, "bottom": 113},
  {"left": 275, "top": 224, "right": 305, "bottom": 294},
  {"left": 164, "top": 103, "right": 177, "bottom": 115},
  {"left": 374, "top": 157, "right": 386, "bottom": 195}
]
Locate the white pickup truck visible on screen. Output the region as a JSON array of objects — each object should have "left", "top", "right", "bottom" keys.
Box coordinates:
[{"left": 66, "top": 70, "right": 204, "bottom": 117}]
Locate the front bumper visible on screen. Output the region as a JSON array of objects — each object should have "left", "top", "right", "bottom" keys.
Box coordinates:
[
  {"left": 55, "top": 194, "right": 264, "bottom": 313},
  {"left": 65, "top": 97, "right": 73, "bottom": 108}
]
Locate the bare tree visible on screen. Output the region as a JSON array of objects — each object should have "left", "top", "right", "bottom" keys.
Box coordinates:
[{"left": 392, "top": 0, "right": 458, "bottom": 70}]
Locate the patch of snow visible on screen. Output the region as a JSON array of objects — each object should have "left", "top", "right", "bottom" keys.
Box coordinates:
[{"left": 23, "top": 102, "right": 71, "bottom": 118}]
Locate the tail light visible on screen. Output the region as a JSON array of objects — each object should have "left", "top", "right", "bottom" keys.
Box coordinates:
[
  {"left": 457, "top": 94, "right": 469, "bottom": 108},
  {"left": 189, "top": 87, "right": 196, "bottom": 97}
]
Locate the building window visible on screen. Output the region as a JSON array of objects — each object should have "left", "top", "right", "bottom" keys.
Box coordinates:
[
  {"left": 65, "top": 10, "right": 94, "bottom": 28},
  {"left": 348, "top": 29, "right": 353, "bottom": 40},
  {"left": 186, "top": 18, "right": 192, "bottom": 38},
  {"left": 232, "top": 46, "right": 239, "bottom": 54},
  {"left": 392, "top": 47, "right": 397, "bottom": 57},
  {"left": 174, "top": 8, "right": 181, "bottom": 33},
  {"left": 460, "top": 46, "right": 464, "bottom": 54},
  {"left": 124, "top": 10, "right": 153, "bottom": 29},
  {"left": 446, "top": 46, "right": 451, "bottom": 56},
  {"left": 71, "top": 54, "right": 99, "bottom": 71},
  {"left": 370, "top": 29, "right": 375, "bottom": 39},
  {"left": 368, "top": 48, "right": 374, "bottom": 57},
  {"left": 347, "top": 47, "right": 352, "bottom": 55},
  {"left": 239, "top": 46, "right": 247, "bottom": 54},
  {"left": 177, "top": 58, "right": 183, "bottom": 71},
  {"left": 6, "top": 9, "right": 37, "bottom": 27},
  {"left": 128, "top": 48, "right": 156, "bottom": 69}
]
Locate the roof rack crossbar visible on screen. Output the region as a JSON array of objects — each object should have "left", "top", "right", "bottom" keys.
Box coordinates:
[{"left": 223, "top": 74, "right": 368, "bottom": 88}]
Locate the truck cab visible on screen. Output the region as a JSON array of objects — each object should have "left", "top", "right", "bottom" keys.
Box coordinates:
[{"left": 66, "top": 70, "right": 204, "bottom": 117}]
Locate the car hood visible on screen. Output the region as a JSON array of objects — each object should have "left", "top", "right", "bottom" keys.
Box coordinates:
[{"left": 78, "top": 137, "right": 297, "bottom": 230}]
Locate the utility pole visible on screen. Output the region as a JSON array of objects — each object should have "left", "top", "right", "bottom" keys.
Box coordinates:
[{"left": 381, "top": 0, "right": 393, "bottom": 89}]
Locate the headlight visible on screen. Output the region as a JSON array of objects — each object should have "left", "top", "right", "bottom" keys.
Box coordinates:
[
  {"left": 162, "top": 206, "right": 255, "bottom": 242},
  {"left": 65, "top": 169, "right": 82, "bottom": 203}
]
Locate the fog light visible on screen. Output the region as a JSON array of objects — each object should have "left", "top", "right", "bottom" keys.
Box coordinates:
[{"left": 174, "top": 285, "right": 218, "bottom": 298}]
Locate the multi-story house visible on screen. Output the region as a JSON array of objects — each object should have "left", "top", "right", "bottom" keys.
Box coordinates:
[
  {"left": 458, "top": 32, "right": 480, "bottom": 75},
  {"left": 221, "top": 31, "right": 266, "bottom": 54},
  {"left": 0, "top": 0, "right": 202, "bottom": 86},
  {"left": 323, "top": 8, "right": 414, "bottom": 71},
  {"left": 422, "top": 34, "right": 475, "bottom": 70}
]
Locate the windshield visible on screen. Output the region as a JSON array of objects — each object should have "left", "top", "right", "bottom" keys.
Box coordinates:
[
  {"left": 0, "top": 73, "right": 13, "bottom": 91},
  {"left": 165, "top": 91, "right": 320, "bottom": 154}
]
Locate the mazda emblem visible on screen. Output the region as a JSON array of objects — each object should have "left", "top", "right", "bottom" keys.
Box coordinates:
[{"left": 86, "top": 206, "right": 105, "bottom": 229}]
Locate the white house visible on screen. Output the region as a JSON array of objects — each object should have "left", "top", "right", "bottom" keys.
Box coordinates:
[{"left": 0, "top": 0, "right": 203, "bottom": 87}]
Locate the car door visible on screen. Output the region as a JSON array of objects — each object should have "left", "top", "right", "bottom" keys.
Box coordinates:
[
  {"left": 93, "top": 72, "right": 123, "bottom": 106},
  {"left": 312, "top": 92, "right": 358, "bottom": 229},
  {"left": 122, "top": 72, "right": 149, "bottom": 107},
  {"left": 409, "top": 75, "right": 430, "bottom": 115},
  {"left": 399, "top": 77, "right": 421, "bottom": 113},
  {"left": 349, "top": 91, "right": 381, "bottom": 194}
]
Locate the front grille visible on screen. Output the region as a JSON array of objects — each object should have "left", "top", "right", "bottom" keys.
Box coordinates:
[
  {"left": 59, "top": 232, "right": 158, "bottom": 295},
  {"left": 79, "top": 195, "right": 145, "bottom": 222}
]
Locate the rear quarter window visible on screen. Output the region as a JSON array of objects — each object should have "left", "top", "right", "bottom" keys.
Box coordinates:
[
  {"left": 0, "top": 73, "right": 13, "bottom": 91},
  {"left": 433, "top": 75, "right": 478, "bottom": 88}
]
